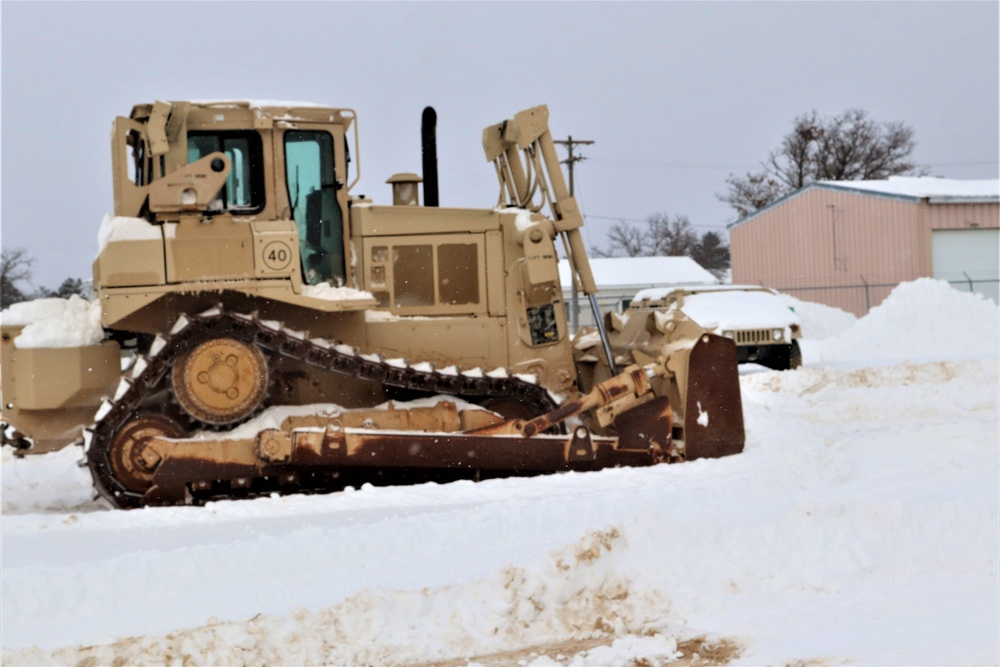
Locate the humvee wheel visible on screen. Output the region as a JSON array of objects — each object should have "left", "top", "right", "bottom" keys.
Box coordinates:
[
  {"left": 788, "top": 340, "right": 803, "bottom": 370},
  {"left": 109, "top": 414, "right": 186, "bottom": 494},
  {"left": 172, "top": 337, "right": 269, "bottom": 425}
]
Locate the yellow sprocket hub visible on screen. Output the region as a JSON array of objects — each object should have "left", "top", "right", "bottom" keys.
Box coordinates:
[{"left": 171, "top": 337, "right": 268, "bottom": 425}]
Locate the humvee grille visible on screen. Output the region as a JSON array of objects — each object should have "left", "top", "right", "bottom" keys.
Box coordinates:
[{"left": 734, "top": 329, "right": 772, "bottom": 345}]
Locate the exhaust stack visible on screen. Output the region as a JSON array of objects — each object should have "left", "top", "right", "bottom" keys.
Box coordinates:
[{"left": 421, "top": 107, "right": 439, "bottom": 207}]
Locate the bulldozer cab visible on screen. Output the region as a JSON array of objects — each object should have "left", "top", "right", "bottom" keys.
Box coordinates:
[{"left": 112, "top": 101, "right": 354, "bottom": 287}]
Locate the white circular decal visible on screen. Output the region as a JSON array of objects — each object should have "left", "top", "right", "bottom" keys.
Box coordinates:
[{"left": 263, "top": 241, "right": 292, "bottom": 271}]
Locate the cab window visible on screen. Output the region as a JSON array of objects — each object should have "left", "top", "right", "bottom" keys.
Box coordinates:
[{"left": 187, "top": 131, "right": 264, "bottom": 212}]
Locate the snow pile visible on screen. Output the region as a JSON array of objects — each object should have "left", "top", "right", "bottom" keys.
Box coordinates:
[
  {"left": 2, "top": 277, "right": 998, "bottom": 666},
  {"left": 300, "top": 283, "right": 375, "bottom": 301},
  {"left": 96, "top": 213, "right": 161, "bottom": 255},
  {"left": 811, "top": 278, "right": 998, "bottom": 361},
  {"left": 0, "top": 295, "right": 103, "bottom": 348},
  {"left": 778, "top": 293, "right": 857, "bottom": 340},
  {"left": 1, "top": 446, "right": 99, "bottom": 514},
  {"left": 4, "top": 527, "right": 678, "bottom": 667}
]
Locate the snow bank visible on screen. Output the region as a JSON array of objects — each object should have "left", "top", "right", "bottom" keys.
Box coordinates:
[
  {"left": 813, "top": 278, "right": 998, "bottom": 362},
  {"left": 778, "top": 293, "right": 857, "bottom": 340},
  {"left": 2, "top": 276, "right": 998, "bottom": 666},
  {"left": 1, "top": 446, "right": 99, "bottom": 514},
  {"left": 0, "top": 295, "right": 104, "bottom": 348},
  {"left": 3, "top": 527, "right": 681, "bottom": 667}
]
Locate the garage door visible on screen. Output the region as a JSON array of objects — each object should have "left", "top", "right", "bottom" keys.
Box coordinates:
[{"left": 932, "top": 229, "right": 999, "bottom": 303}]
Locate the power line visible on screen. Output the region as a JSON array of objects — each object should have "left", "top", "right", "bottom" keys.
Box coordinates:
[
  {"left": 925, "top": 160, "right": 999, "bottom": 167},
  {"left": 584, "top": 214, "right": 732, "bottom": 231},
  {"left": 588, "top": 157, "right": 754, "bottom": 171}
]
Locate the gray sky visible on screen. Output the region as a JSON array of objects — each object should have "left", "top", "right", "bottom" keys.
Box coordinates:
[{"left": 3, "top": 1, "right": 997, "bottom": 290}]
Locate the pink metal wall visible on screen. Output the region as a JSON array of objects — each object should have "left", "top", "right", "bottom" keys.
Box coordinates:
[{"left": 730, "top": 187, "right": 999, "bottom": 316}]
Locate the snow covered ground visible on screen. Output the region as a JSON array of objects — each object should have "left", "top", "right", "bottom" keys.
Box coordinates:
[{"left": 2, "top": 279, "right": 998, "bottom": 666}]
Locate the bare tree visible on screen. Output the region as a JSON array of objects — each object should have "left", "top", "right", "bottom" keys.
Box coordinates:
[
  {"left": 1, "top": 248, "right": 34, "bottom": 307},
  {"left": 721, "top": 109, "right": 921, "bottom": 217},
  {"left": 592, "top": 213, "right": 729, "bottom": 274},
  {"left": 593, "top": 213, "right": 700, "bottom": 258},
  {"left": 646, "top": 214, "right": 698, "bottom": 257},
  {"left": 595, "top": 221, "right": 647, "bottom": 257}
]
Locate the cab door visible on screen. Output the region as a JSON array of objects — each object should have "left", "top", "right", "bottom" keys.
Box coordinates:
[{"left": 282, "top": 125, "right": 349, "bottom": 286}]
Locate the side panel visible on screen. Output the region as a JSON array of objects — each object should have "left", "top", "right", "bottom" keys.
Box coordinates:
[
  {"left": 165, "top": 218, "right": 255, "bottom": 282},
  {"left": 361, "top": 234, "right": 488, "bottom": 316},
  {"left": 94, "top": 228, "right": 167, "bottom": 288},
  {"left": 365, "top": 317, "right": 507, "bottom": 371},
  {"left": 251, "top": 220, "right": 301, "bottom": 281}
]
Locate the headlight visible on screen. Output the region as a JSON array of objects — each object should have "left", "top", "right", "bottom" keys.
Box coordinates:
[
  {"left": 773, "top": 329, "right": 783, "bottom": 341},
  {"left": 723, "top": 331, "right": 734, "bottom": 339}
]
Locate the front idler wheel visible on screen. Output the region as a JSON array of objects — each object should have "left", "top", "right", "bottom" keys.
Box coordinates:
[{"left": 109, "top": 414, "right": 187, "bottom": 494}]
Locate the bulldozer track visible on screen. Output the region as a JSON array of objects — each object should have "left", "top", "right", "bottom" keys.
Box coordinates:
[{"left": 86, "top": 307, "right": 556, "bottom": 509}]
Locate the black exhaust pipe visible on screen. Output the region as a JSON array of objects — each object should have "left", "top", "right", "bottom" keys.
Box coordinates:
[{"left": 421, "top": 107, "right": 439, "bottom": 207}]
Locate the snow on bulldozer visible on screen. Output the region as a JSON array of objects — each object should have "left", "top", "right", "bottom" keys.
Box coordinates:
[{"left": 0, "top": 101, "right": 744, "bottom": 508}]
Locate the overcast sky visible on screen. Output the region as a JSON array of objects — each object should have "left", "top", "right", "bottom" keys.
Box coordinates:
[{"left": 2, "top": 1, "right": 997, "bottom": 289}]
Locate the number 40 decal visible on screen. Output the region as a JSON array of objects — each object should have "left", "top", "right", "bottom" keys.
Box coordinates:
[{"left": 262, "top": 241, "right": 292, "bottom": 271}]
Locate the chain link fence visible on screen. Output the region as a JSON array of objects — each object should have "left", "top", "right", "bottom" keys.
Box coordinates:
[{"left": 770, "top": 276, "right": 998, "bottom": 317}]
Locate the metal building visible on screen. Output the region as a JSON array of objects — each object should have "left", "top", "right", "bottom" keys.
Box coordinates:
[{"left": 727, "top": 177, "right": 1000, "bottom": 315}]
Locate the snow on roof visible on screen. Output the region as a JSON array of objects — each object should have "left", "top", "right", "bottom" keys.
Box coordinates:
[
  {"left": 728, "top": 176, "right": 1000, "bottom": 230},
  {"left": 816, "top": 176, "right": 1000, "bottom": 201},
  {"left": 558, "top": 256, "right": 718, "bottom": 290},
  {"left": 189, "top": 100, "right": 329, "bottom": 109}
]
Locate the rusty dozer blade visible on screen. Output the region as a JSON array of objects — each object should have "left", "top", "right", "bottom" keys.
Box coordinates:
[
  {"left": 681, "top": 334, "right": 745, "bottom": 460},
  {"left": 139, "top": 367, "right": 677, "bottom": 505}
]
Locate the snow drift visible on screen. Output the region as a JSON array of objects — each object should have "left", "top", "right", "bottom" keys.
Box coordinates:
[{"left": 2, "top": 279, "right": 998, "bottom": 666}]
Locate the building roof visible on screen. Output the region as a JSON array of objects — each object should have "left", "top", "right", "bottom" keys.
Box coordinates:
[
  {"left": 558, "top": 256, "right": 718, "bottom": 290},
  {"left": 727, "top": 176, "right": 1000, "bottom": 230},
  {"left": 817, "top": 176, "right": 999, "bottom": 201}
]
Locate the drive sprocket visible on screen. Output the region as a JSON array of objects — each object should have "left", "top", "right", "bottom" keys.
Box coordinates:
[{"left": 171, "top": 336, "right": 269, "bottom": 426}]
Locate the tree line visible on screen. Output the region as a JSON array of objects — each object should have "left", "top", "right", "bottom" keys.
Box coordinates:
[
  {"left": 1, "top": 248, "right": 88, "bottom": 307},
  {"left": 592, "top": 108, "right": 919, "bottom": 265},
  {"left": 591, "top": 214, "right": 731, "bottom": 277}
]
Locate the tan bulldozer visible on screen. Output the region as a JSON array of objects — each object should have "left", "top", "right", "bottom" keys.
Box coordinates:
[{"left": 0, "top": 101, "right": 744, "bottom": 508}]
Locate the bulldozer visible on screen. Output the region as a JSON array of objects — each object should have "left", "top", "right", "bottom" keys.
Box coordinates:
[{"left": 0, "top": 101, "right": 744, "bottom": 509}]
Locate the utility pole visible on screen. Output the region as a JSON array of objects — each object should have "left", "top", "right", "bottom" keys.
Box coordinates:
[
  {"left": 553, "top": 135, "right": 594, "bottom": 197},
  {"left": 554, "top": 135, "right": 594, "bottom": 333}
]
